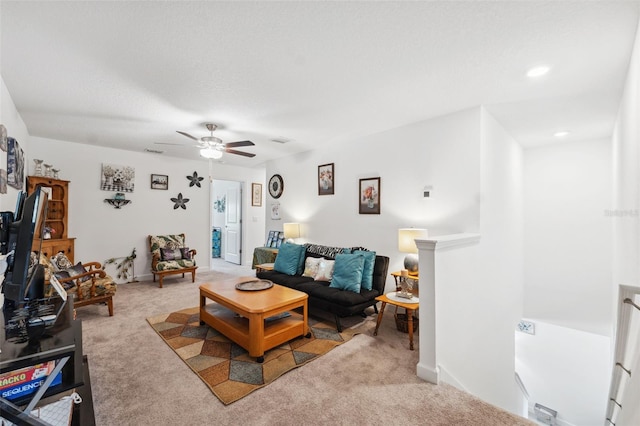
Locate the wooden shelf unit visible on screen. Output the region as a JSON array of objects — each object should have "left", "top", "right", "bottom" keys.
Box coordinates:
[{"left": 27, "top": 176, "right": 75, "bottom": 262}]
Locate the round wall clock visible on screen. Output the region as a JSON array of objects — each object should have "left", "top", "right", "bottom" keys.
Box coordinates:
[{"left": 268, "top": 174, "right": 284, "bottom": 199}]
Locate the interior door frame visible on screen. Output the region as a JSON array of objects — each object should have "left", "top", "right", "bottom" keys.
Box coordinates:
[{"left": 210, "top": 179, "right": 244, "bottom": 267}]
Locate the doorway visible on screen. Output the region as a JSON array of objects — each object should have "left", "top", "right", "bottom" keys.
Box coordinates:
[{"left": 211, "top": 179, "right": 243, "bottom": 265}]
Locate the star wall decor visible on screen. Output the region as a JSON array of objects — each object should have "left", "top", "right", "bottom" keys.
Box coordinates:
[
  {"left": 171, "top": 193, "right": 190, "bottom": 210},
  {"left": 187, "top": 171, "right": 204, "bottom": 188}
]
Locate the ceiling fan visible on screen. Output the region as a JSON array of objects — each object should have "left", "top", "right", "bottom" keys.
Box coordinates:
[{"left": 157, "top": 123, "right": 256, "bottom": 159}]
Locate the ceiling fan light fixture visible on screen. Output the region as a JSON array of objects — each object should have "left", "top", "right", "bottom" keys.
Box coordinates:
[{"left": 200, "top": 147, "right": 223, "bottom": 159}]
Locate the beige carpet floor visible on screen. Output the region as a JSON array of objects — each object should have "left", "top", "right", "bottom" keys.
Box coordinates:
[{"left": 77, "top": 270, "right": 534, "bottom": 425}]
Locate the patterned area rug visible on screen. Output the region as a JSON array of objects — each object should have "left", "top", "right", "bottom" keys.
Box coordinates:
[{"left": 147, "top": 306, "right": 362, "bottom": 405}]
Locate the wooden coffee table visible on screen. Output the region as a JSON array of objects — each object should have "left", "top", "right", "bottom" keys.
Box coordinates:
[{"left": 199, "top": 276, "right": 309, "bottom": 363}]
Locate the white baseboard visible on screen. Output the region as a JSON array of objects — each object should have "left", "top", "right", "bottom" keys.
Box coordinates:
[
  {"left": 438, "top": 364, "right": 468, "bottom": 392},
  {"left": 416, "top": 362, "right": 440, "bottom": 384}
]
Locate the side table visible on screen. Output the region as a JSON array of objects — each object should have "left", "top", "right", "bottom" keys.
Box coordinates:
[
  {"left": 373, "top": 293, "right": 419, "bottom": 350},
  {"left": 255, "top": 263, "right": 274, "bottom": 273}
]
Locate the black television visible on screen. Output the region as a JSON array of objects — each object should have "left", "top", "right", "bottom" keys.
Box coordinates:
[{"left": 2, "top": 186, "right": 48, "bottom": 309}]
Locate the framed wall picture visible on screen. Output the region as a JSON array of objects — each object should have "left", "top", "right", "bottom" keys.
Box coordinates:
[
  {"left": 7, "top": 137, "right": 24, "bottom": 190},
  {"left": 0, "top": 125, "right": 7, "bottom": 152},
  {"left": 359, "top": 177, "right": 380, "bottom": 214},
  {"left": 318, "top": 163, "right": 334, "bottom": 195},
  {"left": 252, "top": 183, "right": 262, "bottom": 206},
  {"left": 0, "top": 169, "right": 7, "bottom": 194},
  {"left": 101, "top": 163, "right": 135, "bottom": 192},
  {"left": 151, "top": 174, "right": 169, "bottom": 190}
]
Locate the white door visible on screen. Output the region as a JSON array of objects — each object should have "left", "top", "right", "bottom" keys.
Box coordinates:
[{"left": 224, "top": 182, "right": 242, "bottom": 264}]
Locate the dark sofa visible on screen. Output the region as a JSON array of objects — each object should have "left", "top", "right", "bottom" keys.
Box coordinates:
[{"left": 256, "top": 244, "right": 390, "bottom": 331}]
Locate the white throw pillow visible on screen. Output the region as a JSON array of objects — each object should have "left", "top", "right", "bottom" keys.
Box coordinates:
[
  {"left": 314, "top": 259, "right": 336, "bottom": 281},
  {"left": 302, "top": 257, "right": 321, "bottom": 278}
]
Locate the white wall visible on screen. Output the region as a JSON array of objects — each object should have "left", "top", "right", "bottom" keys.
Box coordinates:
[
  {"left": 429, "top": 109, "right": 524, "bottom": 413},
  {"left": 524, "top": 138, "right": 613, "bottom": 336},
  {"left": 611, "top": 15, "right": 640, "bottom": 426},
  {"left": 0, "top": 77, "right": 30, "bottom": 211},
  {"left": 264, "top": 107, "right": 482, "bottom": 290},
  {"left": 29, "top": 136, "right": 264, "bottom": 282}
]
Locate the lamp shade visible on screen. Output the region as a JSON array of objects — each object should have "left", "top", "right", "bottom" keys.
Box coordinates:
[
  {"left": 283, "top": 223, "right": 301, "bottom": 239},
  {"left": 398, "top": 228, "right": 428, "bottom": 253}
]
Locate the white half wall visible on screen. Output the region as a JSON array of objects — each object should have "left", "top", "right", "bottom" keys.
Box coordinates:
[
  {"left": 29, "top": 136, "right": 264, "bottom": 281},
  {"left": 524, "top": 138, "right": 613, "bottom": 336}
]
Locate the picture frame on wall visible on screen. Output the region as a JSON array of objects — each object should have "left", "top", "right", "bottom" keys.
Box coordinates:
[
  {"left": 252, "top": 183, "right": 262, "bottom": 206},
  {"left": 0, "top": 169, "right": 7, "bottom": 194},
  {"left": 359, "top": 177, "right": 380, "bottom": 214},
  {"left": 7, "top": 137, "right": 24, "bottom": 190},
  {"left": 151, "top": 174, "right": 169, "bottom": 190},
  {"left": 318, "top": 163, "right": 334, "bottom": 195},
  {"left": 0, "top": 125, "right": 7, "bottom": 152}
]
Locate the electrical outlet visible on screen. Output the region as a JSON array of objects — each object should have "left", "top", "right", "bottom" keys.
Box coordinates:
[{"left": 517, "top": 320, "right": 535, "bottom": 335}]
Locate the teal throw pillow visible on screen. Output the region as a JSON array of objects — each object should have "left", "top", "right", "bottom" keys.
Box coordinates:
[
  {"left": 274, "top": 243, "right": 306, "bottom": 276},
  {"left": 329, "top": 253, "right": 365, "bottom": 293},
  {"left": 353, "top": 250, "right": 376, "bottom": 291}
]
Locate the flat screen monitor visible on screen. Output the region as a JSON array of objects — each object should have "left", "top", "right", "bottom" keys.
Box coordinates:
[
  {"left": 2, "top": 186, "right": 48, "bottom": 307},
  {"left": 0, "top": 191, "right": 25, "bottom": 256}
]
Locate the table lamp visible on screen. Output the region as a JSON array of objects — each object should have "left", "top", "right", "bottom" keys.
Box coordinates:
[
  {"left": 283, "top": 223, "right": 301, "bottom": 243},
  {"left": 398, "top": 228, "right": 428, "bottom": 276}
]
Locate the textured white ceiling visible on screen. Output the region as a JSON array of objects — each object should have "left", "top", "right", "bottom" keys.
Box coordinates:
[{"left": 1, "top": 1, "right": 639, "bottom": 165}]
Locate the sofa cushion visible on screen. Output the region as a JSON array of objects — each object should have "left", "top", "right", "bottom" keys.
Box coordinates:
[
  {"left": 304, "top": 244, "right": 351, "bottom": 260},
  {"left": 62, "top": 262, "right": 91, "bottom": 283},
  {"left": 329, "top": 254, "right": 364, "bottom": 293},
  {"left": 180, "top": 247, "right": 192, "bottom": 260},
  {"left": 50, "top": 252, "right": 74, "bottom": 271},
  {"left": 155, "top": 259, "right": 196, "bottom": 271},
  {"left": 149, "top": 234, "right": 186, "bottom": 258},
  {"left": 161, "top": 248, "right": 183, "bottom": 261},
  {"left": 314, "top": 259, "right": 335, "bottom": 281},
  {"left": 302, "top": 282, "right": 380, "bottom": 307},
  {"left": 353, "top": 249, "right": 376, "bottom": 291},
  {"left": 68, "top": 276, "right": 117, "bottom": 299},
  {"left": 302, "top": 257, "right": 321, "bottom": 278},
  {"left": 256, "top": 270, "right": 314, "bottom": 290},
  {"left": 274, "top": 243, "right": 306, "bottom": 276}
]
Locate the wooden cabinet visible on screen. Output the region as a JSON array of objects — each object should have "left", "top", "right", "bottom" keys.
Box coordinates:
[
  {"left": 40, "top": 238, "right": 76, "bottom": 263},
  {"left": 27, "top": 176, "right": 75, "bottom": 262}
]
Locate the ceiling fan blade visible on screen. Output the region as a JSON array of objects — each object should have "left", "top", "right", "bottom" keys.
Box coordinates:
[
  {"left": 225, "top": 148, "right": 256, "bottom": 158},
  {"left": 176, "top": 131, "right": 199, "bottom": 141},
  {"left": 155, "top": 142, "right": 203, "bottom": 148},
  {"left": 225, "top": 140, "right": 255, "bottom": 148}
]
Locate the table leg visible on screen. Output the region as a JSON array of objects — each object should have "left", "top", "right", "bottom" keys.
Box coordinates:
[
  {"left": 407, "top": 308, "right": 414, "bottom": 350},
  {"left": 374, "top": 302, "right": 387, "bottom": 336},
  {"left": 248, "top": 313, "right": 265, "bottom": 362},
  {"left": 199, "top": 294, "right": 206, "bottom": 325}
]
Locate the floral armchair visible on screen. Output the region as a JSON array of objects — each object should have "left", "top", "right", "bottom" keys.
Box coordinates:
[
  {"left": 40, "top": 252, "right": 116, "bottom": 316},
  {"left": 148, "top": 233, "right": 197, "bottom": 288}
]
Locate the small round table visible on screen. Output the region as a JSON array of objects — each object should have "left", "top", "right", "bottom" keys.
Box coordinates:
[{"left": 373, "top": 293, "right": 419, "bottom": 350}]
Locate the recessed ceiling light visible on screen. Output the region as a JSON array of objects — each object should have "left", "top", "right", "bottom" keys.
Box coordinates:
[
  {"left": 526, "top": 66, "right": 550, "bottom": 78},
  {"left": 554, "top": 131, "right": 570, "bottom": 138}
]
